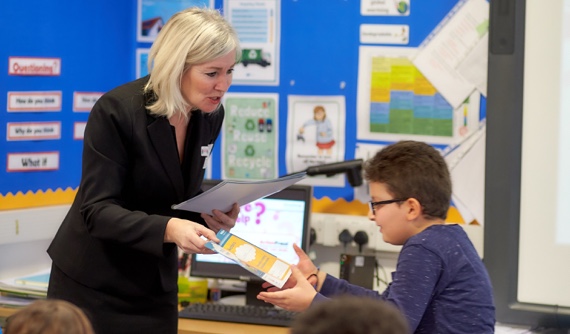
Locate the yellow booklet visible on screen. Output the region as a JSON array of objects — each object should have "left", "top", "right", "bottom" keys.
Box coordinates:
[{"left": 206, "top": 229, "right": 292, "bottom": 288}]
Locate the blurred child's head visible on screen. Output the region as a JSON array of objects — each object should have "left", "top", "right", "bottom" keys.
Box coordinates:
[
  {"left": 290, "top": 296, "right": 408, "bottom": 334},
  {"left": 364, "top": 140, "right": 451, "bottom": 222},
  {"left": 5, "top": 299, "right": 94, "bottom": 334}
]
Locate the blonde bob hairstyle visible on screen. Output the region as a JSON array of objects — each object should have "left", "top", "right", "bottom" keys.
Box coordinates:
[{"left": 144, "top": 7, "right": 241, "bottom": 119}]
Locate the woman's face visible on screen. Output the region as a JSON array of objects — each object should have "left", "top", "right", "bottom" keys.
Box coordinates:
[{"left": 181, "top": 50, "right": 236, "bottom": 113}]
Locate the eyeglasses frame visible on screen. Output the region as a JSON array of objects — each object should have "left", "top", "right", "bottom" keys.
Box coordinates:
[{"left": 368, "top": 198, "right": 407, "bottom": 215}]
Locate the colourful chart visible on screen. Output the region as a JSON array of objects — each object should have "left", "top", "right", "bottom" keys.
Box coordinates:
[{"left": 369, "top": 57, "right": 453, "bottom": 137}]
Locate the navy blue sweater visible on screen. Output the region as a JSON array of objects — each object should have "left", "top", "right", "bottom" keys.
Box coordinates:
[{"left": 314, "top": 224, "right": 495, "bottom": 333}]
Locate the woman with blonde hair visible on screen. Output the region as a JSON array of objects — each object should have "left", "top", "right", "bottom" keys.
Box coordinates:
[{"left": 47, "top": 7, "right": 241, "bottom": 334}]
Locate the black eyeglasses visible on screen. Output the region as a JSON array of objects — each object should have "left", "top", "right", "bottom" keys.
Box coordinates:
[{"left": 368, "top": 199, "right": 406, "bottom": 215}]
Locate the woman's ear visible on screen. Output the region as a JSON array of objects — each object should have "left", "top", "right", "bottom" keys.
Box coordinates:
[{"left": 405, "top": 198, "right": 422, "bottom": 220}]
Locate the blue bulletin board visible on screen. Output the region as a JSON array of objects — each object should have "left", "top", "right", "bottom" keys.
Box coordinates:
[
  {"left": 0, "top": 0, "right": 136, "bottom": 210},
  {"left": 1, "top": 0, "right": 480, "bottom": 213}
]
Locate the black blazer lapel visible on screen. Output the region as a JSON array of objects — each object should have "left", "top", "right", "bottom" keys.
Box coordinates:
[{"left": 147, "top": 117, "right": 185, "bottom": 200}]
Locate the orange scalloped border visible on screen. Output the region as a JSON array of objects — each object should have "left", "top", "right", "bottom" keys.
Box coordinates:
[
  {"left": 311, "top": 196, "right": 473, "bottom": 225},
  {"left": 0, "top": 188, "right": 77, "bottom": 210},
  {"left": 0, "top": 190, "right": 474, "bottom": 225}
]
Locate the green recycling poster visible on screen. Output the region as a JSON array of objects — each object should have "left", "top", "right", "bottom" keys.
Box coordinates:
[{"left": 221, "top": 93, "right": 279, "bottom": 180}]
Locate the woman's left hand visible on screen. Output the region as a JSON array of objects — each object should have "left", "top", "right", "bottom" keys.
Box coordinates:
[{"left": 201, "top": 203, "right": 239, "bottom": 232}]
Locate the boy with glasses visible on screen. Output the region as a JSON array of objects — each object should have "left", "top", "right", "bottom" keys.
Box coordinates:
[{"left": 258, "top": 140, "right": 495, "bottom": 333}]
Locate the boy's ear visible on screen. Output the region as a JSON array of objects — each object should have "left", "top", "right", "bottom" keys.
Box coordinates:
[{"left": 405, "top": 198, "right": 423, "bottom": 220}]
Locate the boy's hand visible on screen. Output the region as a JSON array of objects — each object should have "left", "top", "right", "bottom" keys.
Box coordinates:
[
  {"left": 257, "top": 265, "right": 317, "bottom": 312},
  {"left": 293, "top": 243, "right": 318, "bottom": 275},
  {"left": 261, "top": 243, "right": 318, "bottom": 290}
]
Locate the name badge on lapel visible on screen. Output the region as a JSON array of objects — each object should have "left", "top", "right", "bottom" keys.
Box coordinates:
[
  {"left": 201, "top": 146, "right": 210, "bottom": 157},
  {"left": 202, "top": 144, "right": 213, "bottom": 169}
]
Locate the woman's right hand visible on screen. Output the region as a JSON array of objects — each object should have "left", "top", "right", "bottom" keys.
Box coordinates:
[{"left": 164, "top": 218, "right": 219, "bottom": 254}]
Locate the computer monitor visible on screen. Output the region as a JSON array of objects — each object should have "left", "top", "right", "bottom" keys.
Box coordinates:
[{"left": 190, "top": 180, "right": 313, "bottom": 306}]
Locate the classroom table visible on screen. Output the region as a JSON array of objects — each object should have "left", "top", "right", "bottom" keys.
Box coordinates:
[{"left": 0, "top": 306, "right": 289, "bottom": 334}]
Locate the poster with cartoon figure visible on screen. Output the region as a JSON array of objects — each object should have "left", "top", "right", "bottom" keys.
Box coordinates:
[
  {"left": 286, "top": 95, "right": 346, "bottom": 187},
  {"left": 222, "top": 93, "right": 279, "bottom": 180}
]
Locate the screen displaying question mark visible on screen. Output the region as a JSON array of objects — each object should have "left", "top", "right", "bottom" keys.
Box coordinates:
[{"left": 254, "top": 202, "right": 266, "bottom": 224}]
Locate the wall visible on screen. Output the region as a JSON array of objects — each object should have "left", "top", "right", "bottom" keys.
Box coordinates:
[
  {"left": 0, "top": 240, "right": 52, "bottom": 279},
  {"left": 1, "top": 0, "right": 463, "bottom": 202},
  {"left": 0, "top": 0, "right": 135, "bottom": 279},
  {"left": 0, "top": 0, "right": 476, "bottom": 281}
]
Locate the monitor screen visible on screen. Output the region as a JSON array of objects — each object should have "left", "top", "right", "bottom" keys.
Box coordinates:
[{"left": 190, "top": 180, "right": 312, "bottom": 306}]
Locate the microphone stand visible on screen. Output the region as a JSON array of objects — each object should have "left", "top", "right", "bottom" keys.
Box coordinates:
[{"left": 283, "top": 159, "right": 364, "bottom": 187}]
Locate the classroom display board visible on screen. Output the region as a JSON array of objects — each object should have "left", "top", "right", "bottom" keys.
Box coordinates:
[
  {"left": 1, "top": 0, "right": 486, "bottom": 230},
  {"left": 0, "top": 1, "right": 135, "bottom": 211}
]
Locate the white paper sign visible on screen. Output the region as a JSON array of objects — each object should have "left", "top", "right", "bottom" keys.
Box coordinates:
[
  {"left": 360, "top": 24, "right": 409, "bottom": 45},
  {"left": 361, "top": 0, "right": 410, "bottom": 16},
  {"left": 7, "top": 152, "right": 60, "bottom": 171},
  {"left": 8, "top": 57, "right": 61, "bottom": 76},
  {"left": 73, "top": 92, "right": 103, "bottom": 112},
  {"left": 7, "top": 91, "right": 62, "bottom": 112},
  {"left": 74, "top": 122, "right": 87, "bottom": 140},
  {"left": 7, "top": 122, "right": 61, "bottom": 141}
]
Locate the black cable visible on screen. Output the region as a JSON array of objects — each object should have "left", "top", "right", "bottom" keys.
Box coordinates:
[{"left": 374, "top": 258, "right": 389, "bottom": 288}]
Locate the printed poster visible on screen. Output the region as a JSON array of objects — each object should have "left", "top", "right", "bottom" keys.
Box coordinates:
[
  {"left": 412, "top": 0, "right": 489, "bottom": 108},
  {"left": 286, "top": 95, "right": 346, "bottom": 187},
  {"left": 136, "top": 48, "right": 150, "bottom": 79},
  {"left": 356, "top": 46, "right": 481, "bottom": 146},
  {"left": 137, "top": 0, "right": 213, "bottom": 42},
  {"left": 221, "top": 93, "right": 279, "bottom": 180},
  {"left": 223, "top": 0, "right": 280, "bottom": 86}
]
